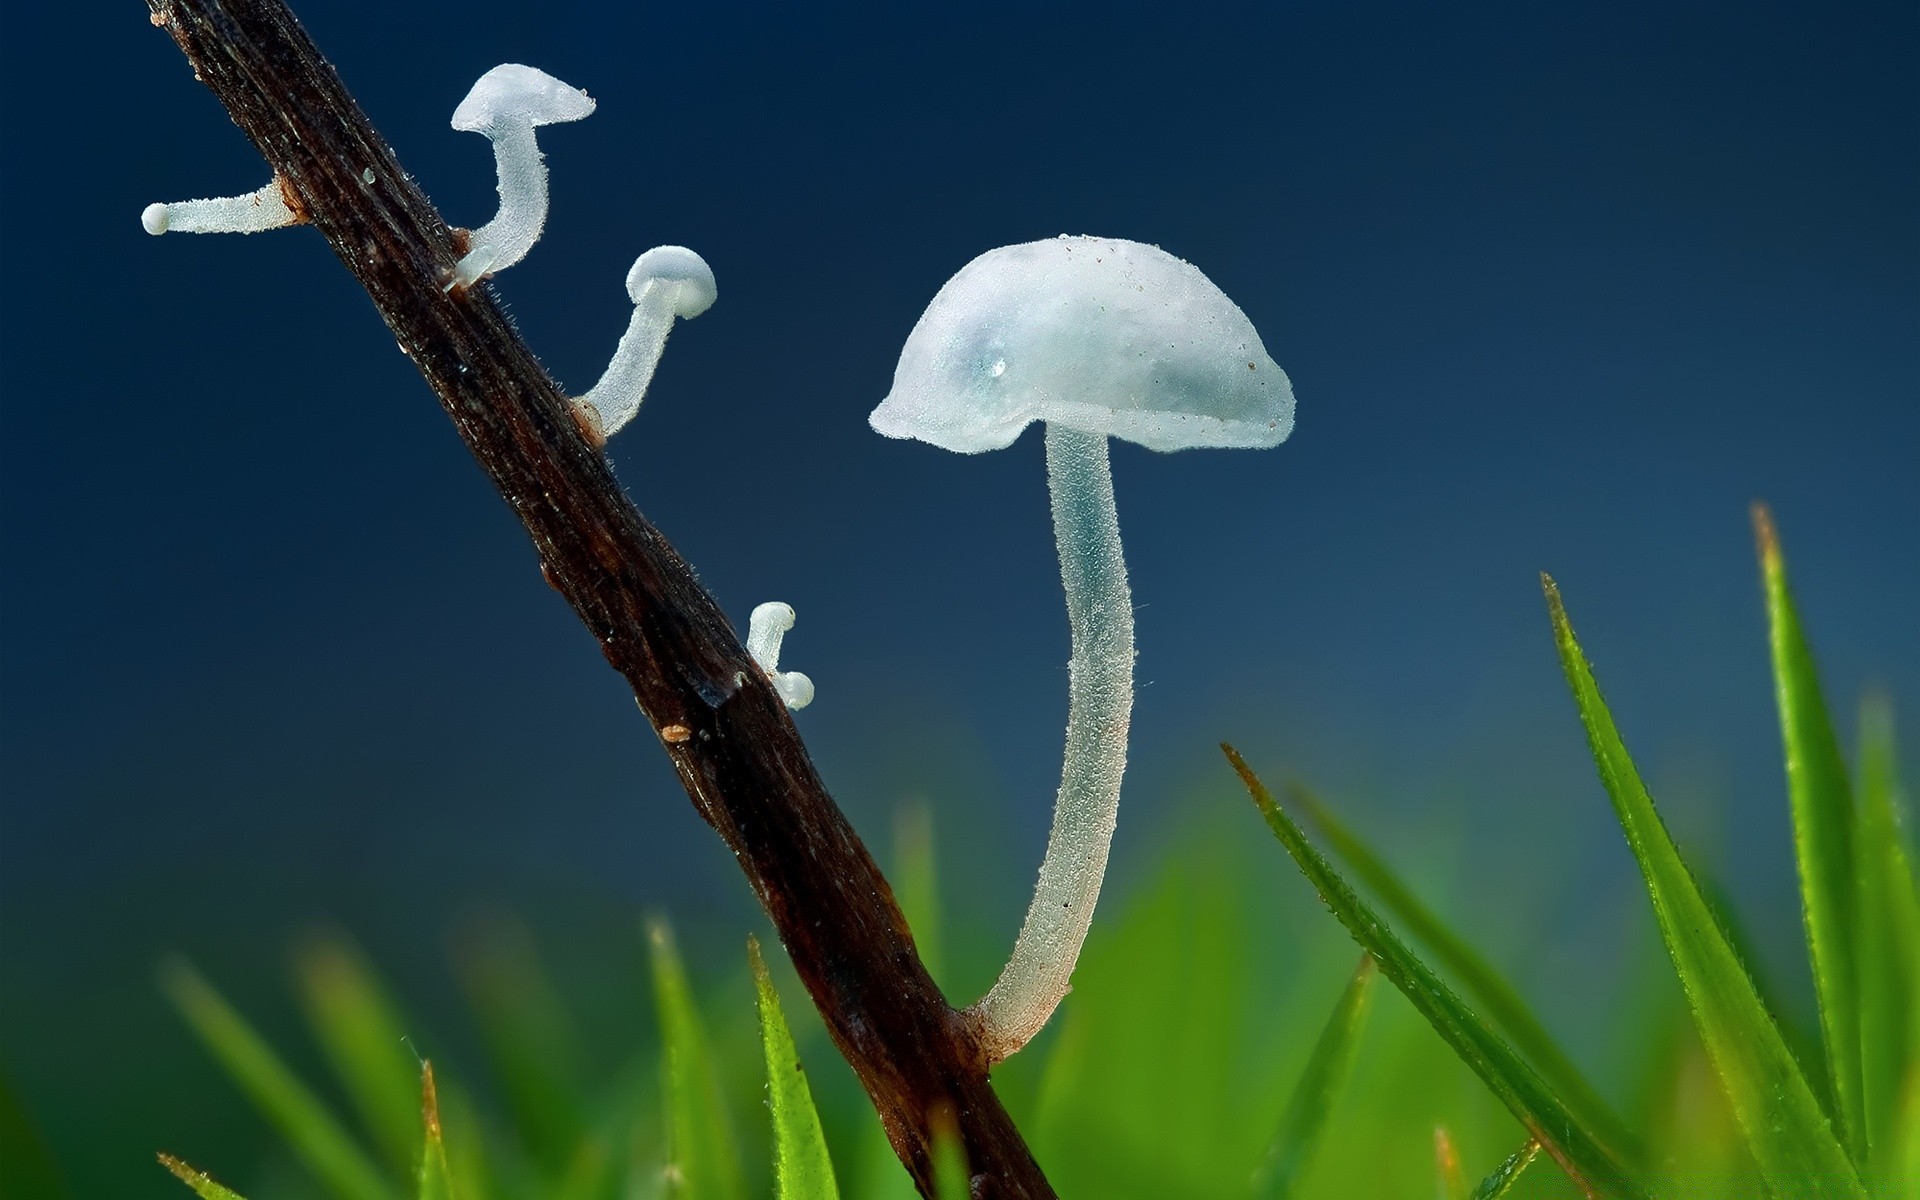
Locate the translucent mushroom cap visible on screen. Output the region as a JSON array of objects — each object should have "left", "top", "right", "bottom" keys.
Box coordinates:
[
  {"left": 628, "top": 246, "right": 717, "bottom": 318},
  {"left": 451, "top": 64, "right": 595, "bottom": 132},
  {"left": 870, "top": 235, "right": 1295, "bottom": 454}
]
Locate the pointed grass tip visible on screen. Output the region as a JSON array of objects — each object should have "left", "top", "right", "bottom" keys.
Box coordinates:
[{"left": 1749, "top": 500, "right": 1782, "bottom": 569}]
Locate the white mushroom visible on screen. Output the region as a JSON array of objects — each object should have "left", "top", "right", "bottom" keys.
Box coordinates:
[
  {"left": 746, "top": 601, "right": 814, "bottom": 710},
  {"left": 573, "top": 246, "right": 717, "bottom": 441},
  {"left": 447, "top": 64, "right": 595, "bottom": 289},
  {"left": 871, "top": 234, "right": 1294, "bottom": 1064},
  {"left": 140, "top": 177, "right": 302, "bottom": 236}
]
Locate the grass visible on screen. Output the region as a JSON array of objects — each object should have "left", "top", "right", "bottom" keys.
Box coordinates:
[
  {"left": 750, "top": 937, "right": 840, "bottom": 1200},
  {"left": 139, "top": 507, "right": 1911, "bottom": 1198},
  {"left": 1249, "top": 952, "right": 1378, "bottom": 1198},
  {"left": 1541, "top": 572, "right": 1858, "bottom": 1194}
]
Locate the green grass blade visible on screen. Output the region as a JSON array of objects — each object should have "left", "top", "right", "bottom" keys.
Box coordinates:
[
  {"left": 1468, "top": 1139, "right": 1540, "bottom": 1200},
  {"left": 1252, "top": 952, "right": 1378, "bottom": 1198},
  {"left": 1290, "top": 782, "right": 1641, "bottom": 1164},
  {"left": 436, "top": 1084, "right": 495, "bottom": 1200},
  {"left": 894, "top": 803, "right": 945, "bottom": 984},
  {"left": 929, "top": 1108, "right": 969, "bottom": 1200},
  {"left": 417, "top": 1063, "right": 452, "bottom": 1200},
  {"left": 550, "top": 1139, "right": 615, "bottom": 1200},
  {"left": 1027, "top": 830, "right": 1278, "bottom": 1194},
  {"left": 1223, "top": 746, "right": 1647, "bottom": 1198},
  {"left": 649, "top": 919, "right": 747, "bottom": 1200},
  {"left": 1694, "top": 870, "right": 1822, "bottom": 1078},
  {"left": 1898, "top": 1070, "right": 1920, "bottom": 1200},
  {"left": 1544, "top": 574, "right": 1865, "bottom": 1196},
  {"left": 158, "top": 1154, "right": 250, "bottom": 1200},
  {"left": 1755, "top": 504, "right": 1865, "bottom": 1159},
  {"left": 0, "top": 1063, "right": 69, "bottom": 1200},
  {"left": 1858, "top": 694, "right": 1919, "bottom": 1172},
  {"left": 454, "top": 919, "right": 587, "bottom": 1175},
  {"left": 295, "top": 932, "right": 422, "bottom": 1177},
  {"left": 161, "top": 961, "right": 397, "bottom": 1200},
  {"left": 1433, "top": 1126, "right": 1466, "bottom": 1200},
  {"left": 748, "top": 937, "right": 841, "bottom": 1200}
]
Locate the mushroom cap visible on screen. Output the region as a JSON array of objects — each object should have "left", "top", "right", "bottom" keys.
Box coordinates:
[
  {"left": 870, "top": 235, "right": 1294, "bottom": 454},
  {"left": 627, "top": 246, "right": 718, "bottom": 319},
  {"left": 451, "top": 64, "right": 596, "bottom": 132}
]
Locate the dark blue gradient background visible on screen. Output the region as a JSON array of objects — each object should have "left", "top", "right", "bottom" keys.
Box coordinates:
[{"left": 2, "top": 0, "right": 1915, "bottom": 1191}]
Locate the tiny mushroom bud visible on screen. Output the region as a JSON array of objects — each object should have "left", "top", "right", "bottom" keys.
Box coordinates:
[
  {"left": 141, "top": 177, "right": 303, "bottom": 236},
  {"left": 871, "top": 234, "right": 1294, "bottom": 1064},
  {"left": 746, "top": 601, "right": 815, "bottom": 711},
  {"left": 573, "top": 246, "right": 717, "bottom": 441},
  {"left": 447, "top": 64, "right": 595, "bottom": 289}
]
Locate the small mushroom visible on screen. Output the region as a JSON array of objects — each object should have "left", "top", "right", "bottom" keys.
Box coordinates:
[
  {"left": 141, "top": 177, "right": 302, "bottom": 236},
  {"left": 574, "top": 246, "right": 717, "bottom": 442},
  {"left": 870, "top": 234, "right": 1294, "bottom": 1063},
  {"left": 447, "top": 64, "right": 595, "bottom": 289},
  {"left": 746, "top": 601, "right": 814, "bottom": 710}
]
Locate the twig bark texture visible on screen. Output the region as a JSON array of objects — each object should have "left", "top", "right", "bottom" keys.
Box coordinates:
[{"left": 144, "top": 1, "right": 1054, "bottom": 1195}]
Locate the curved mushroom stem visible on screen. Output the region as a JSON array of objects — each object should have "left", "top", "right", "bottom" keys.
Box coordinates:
[
  {"left": 747, "top": 601, "right": 816, "bottom": 710},
  {"left": 575, "top": 278, "right": 678, "bottom": 438},
  {"left": 451, "top": 120, "right": 547, "bottom": 288},
  {"left": 574, "top": 248, "right": 715, "bottom": 442},
  {"left": 965, "top": 423, "right": 1133, "bottom": 1063}
]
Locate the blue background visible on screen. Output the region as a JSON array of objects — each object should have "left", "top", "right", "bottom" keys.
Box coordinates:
[{"left": 2, "top": 0, "right": 1914, "bottom": 1192}]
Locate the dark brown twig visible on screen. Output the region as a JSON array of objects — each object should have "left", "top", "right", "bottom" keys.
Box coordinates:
[{"left": 142, "top": 1, "right": 1053, "bottom": 1194}]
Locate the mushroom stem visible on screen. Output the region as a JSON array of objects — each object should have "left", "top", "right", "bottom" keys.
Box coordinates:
[
  {"left": 747, "top": 601, "right": 816, "bottom": 710},
  {"left": 576, "top": 280, "right": 677, "bottom": 435},
  {"left": 574, "top": 247, "right": 716, "bottom": 441},
  {"left": 141, "top": 177, "right": 301, "bottom": 236},
  {"left": 966, "top": 423, "right": 1133, "bottom": 1063},
  {"left": 452, "top": 120, "right": 547, "bottom": 288}
]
